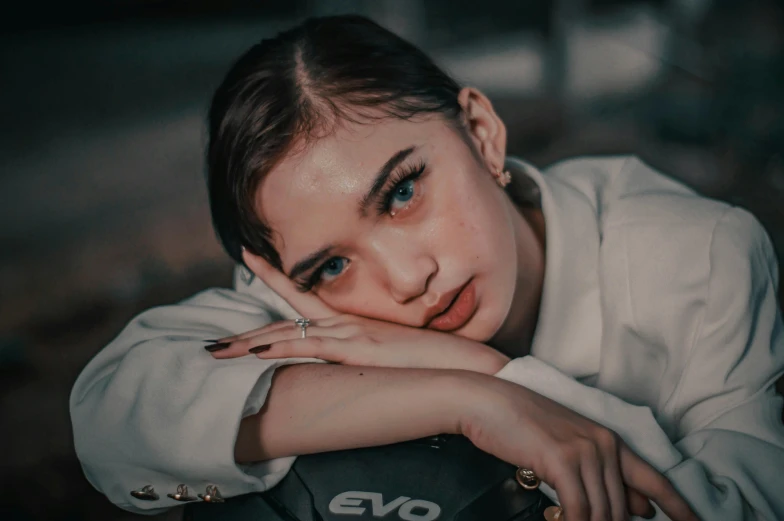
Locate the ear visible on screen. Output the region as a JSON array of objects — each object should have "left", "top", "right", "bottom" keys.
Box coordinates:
[{"left": 457, "top": 87, "right": 507, "bottom": 172}]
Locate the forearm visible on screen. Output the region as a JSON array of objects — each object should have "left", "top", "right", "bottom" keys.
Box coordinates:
[{"left": 235, "top": 363, "right": 474, "bottom": 462}]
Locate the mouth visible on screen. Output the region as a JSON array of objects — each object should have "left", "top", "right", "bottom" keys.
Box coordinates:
[{"left": 426, "top": 278, "right": 478, "bottom": 332}]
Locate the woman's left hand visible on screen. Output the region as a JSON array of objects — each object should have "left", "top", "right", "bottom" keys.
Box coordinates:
[{"left": 211, "top": 316, "right": 511, "bottom": 375}]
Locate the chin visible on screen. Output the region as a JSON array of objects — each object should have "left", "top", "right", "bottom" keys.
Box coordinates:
[
  {"left": 455, "top": 300, "right": 506, "bottom": 344},
  {"left": 471, "top": 283, "right": 515, "bottom": 344}
]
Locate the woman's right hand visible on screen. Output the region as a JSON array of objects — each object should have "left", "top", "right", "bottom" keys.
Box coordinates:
[{"left": 457, "top": 374, "right": 698, "bottom": 521}]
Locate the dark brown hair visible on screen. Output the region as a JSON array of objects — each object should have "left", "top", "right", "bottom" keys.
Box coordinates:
[{"left": 207, "top": 15, "right": 463, "bottom": 269}]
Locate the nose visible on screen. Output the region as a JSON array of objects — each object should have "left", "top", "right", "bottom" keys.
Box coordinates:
[{"left": 366, "top": 232, "right": 438, "bottom": 304}]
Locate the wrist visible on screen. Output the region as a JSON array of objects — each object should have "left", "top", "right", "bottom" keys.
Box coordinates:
[
  {"left": 488, "top": 350, "right": 512, "bottom": 374},
  {"left": 437, "top": 370, "right": 504, "bottom": 436},
  {"left": 450, "top": 338, "right": 511, "bottom": 375}
]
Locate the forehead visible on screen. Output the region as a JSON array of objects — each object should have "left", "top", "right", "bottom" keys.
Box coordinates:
[{"left": 255, "top": 116, "right": 454, "bottom": 262}]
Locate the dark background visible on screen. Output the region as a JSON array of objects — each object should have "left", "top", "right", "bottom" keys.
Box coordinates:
[{"left": 1, "top": 1, "right": 782, "bottom": 520}]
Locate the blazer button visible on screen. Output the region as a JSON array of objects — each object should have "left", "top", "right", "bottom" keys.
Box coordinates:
[
  {"left": 167, "top": 484, "right": 197, "bottom": 502},
  {"left": 198, "top": 485, "right": 225, "bottom": 503},
  {"left": 130, "top": 485, "right": 159, "bottom": 501}
]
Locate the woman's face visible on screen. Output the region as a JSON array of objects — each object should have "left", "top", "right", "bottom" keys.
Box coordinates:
[{"left": 251, "top": 90, "right": 544, "bottom": 345}]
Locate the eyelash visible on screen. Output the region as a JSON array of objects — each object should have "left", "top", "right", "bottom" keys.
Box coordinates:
[
  {"left": 375, "top": 160, "right": 427, "bottom": 215},
  {"left": 295, "top": 160, "right": 428, "bottom": 292}
]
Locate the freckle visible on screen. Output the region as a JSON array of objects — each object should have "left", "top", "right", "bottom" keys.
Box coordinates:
[{"left": 359, "top": 372, "right": 364, "bottom": 376}]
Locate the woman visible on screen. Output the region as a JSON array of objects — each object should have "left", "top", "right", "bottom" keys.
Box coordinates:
[{"left": 70, "top": 15, "right": 784, "bottom": 521}]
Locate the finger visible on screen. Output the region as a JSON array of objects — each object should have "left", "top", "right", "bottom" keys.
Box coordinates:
[
  {"left": 243, "top": 249, "right": 335, "bottom": 319},
  {"left": 207, "top": 337, "right": 266, "bottom": 359},
  {"left": 234, "top": 326, "right": 341, "bottom": 357},
  {"left": 257, "top": 337, "right": 348, "bottom": 364},
  {"left": 249, "top": 321, "right": 363, "bottom": 345},
  {"left": 218, "top": 315, "right": 351, "bottom": 343},
  {"left": 626, "top": 488, "right": 656, "bottom": 519},
  {"left": 579, "top": 451, "right": 610, "bottom": 521},
  {"left": 600, "top": 435, "right": 630, "bottom": 521},
  {"left": 211, "top": 324, "right": 339, "bottom": 359},
  {"left": 553, "top": 469, "right": 590, "bottom": 521},
  {"left": 620, "top": 447, "right": 698, "bottom": 521},
  {"left": 209, "top": 324, "right": 313, "bottom": 359},
  {"left": 218, "top": 320, "right": 297, "bottom": 343}
]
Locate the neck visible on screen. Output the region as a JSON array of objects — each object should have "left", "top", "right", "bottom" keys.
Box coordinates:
[{"left": 490, "top": 201, "right": 547, "bottom": 358}]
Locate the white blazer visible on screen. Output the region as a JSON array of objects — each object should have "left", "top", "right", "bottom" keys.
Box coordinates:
[{"left": 70, "top": 155, "right": 784, "bottom": 519}]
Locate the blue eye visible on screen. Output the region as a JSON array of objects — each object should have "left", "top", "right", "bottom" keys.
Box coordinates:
[
  {"left": 377, "top": 161, "right": 426, "bottom": 216},
  {"left": 390, "top": 179, "right": 415, "bottom": 213},
  {"left": 320, "top": 257, "right": 347, "bottom": 281}
]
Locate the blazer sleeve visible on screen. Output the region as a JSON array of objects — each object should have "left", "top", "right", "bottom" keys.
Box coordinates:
[
  {"left": 495, "top": 208, "right": 784, "bottom": 520},
  {"left": 69, "top": 285, "right": 325, "bottom": 515}
]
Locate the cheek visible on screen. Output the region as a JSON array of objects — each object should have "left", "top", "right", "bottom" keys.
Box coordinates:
[
  {"left": 438, "top": 182, "right": 512, "bottom": 266},
  {"left": 318, "top": 277, "right": 401, "bottom": 321}
]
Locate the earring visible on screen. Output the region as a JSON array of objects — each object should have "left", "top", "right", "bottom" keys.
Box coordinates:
[{"left": 493, "top": 167, "right": 512, "bottom": 188}]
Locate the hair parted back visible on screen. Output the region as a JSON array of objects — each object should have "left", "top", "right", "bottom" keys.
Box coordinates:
[{"left": 207, "top": 15, "right": 464, "bottom": 270}]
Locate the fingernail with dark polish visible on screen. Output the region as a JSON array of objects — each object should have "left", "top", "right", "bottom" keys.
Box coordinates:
[
  {"left": 205, "top": 342, "right": 230, "bottom": 352},
  {"left": 643, "top": 505, "right": 657, "bottom": 519},
  {"left": 249, "top": 345, "right": 270, "bottom": 354}
]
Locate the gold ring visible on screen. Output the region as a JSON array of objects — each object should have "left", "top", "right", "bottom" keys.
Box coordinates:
[{"left": 544, "top": 505, "right": 564, "bottom": 521}]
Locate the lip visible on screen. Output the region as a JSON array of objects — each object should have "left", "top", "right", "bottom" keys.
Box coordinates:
[{"left": 426, "top": 278, "right": 478, "bottom": 332}]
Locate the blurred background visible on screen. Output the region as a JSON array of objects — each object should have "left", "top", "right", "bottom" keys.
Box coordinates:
[{"left": 1, "top": 0, "right": 782, "bottom": 519}]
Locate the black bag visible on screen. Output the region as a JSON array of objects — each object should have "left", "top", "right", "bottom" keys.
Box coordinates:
[{"left": 184, "top": 434, "right": 552, "bottom": 521}]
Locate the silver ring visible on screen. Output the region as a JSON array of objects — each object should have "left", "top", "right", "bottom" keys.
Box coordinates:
[{"left": 294, "top": 318, "right": 310, "bottom": 339}]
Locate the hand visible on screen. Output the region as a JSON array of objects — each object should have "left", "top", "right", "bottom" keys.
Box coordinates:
[
  {"left": 212, "top": 314, "right": 511, "bottom": 375},
  {"left": 458, "top": 374, "right": 699, "bottom": 521},
  {"left": 210, "top": 251, "right": 510, "bottom": 374}
]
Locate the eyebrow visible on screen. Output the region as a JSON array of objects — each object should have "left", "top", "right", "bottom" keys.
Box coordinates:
[
  {"left": 358, "top": 145, "right": 417, "bottom": 217},
  {"left": 287, "top": 145, "right": 418, "bottom": 281},
  {"left": 288, "top": 245, "right": 335, "bottom": 280}
]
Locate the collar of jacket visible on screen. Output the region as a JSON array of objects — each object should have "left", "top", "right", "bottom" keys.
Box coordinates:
[{"left": 506, "top": 157, "right": 604, "bottom": 379}]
